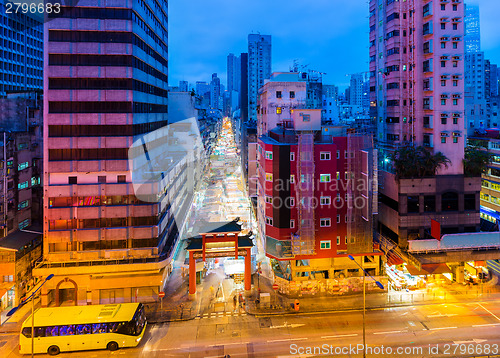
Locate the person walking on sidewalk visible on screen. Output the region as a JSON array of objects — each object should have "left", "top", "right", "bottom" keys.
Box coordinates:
[{"left": 232, "top": 295, "right": 237, "bottom": 312}]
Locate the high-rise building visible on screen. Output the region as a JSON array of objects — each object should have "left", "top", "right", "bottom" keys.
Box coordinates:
[
  {"left": 240, "top": 53, "right": 249, "bottom": 122},
  {"left": 465, "top": 52, "right": 488, "bottom": 131},
  {"left": 179, "top": 81, "right": 189, "bottom": 92},
  {"left": 489, "top": 63, "right": 498, "bottom": 98},
  {"left": 0, "top": 2, "right": 43, "bottom": 95},
  {"left": 370, "top": 0, "right": 480, "bottom": 250},
  {"left": 257, "top": 72, "right": 380, "bottom": 291},
  {"left": 210, "top": 73, "right": 221, "bottom": 111},
  {"left": 227, "top": 53, "right": 241, "bottom": 94},
  {"left": 349, "top": 73, "right": 364, "bottom": 107},
  {"left": 35, "top": 0, "right": 183, "bottom": 307},
  {"left": 465, "top": 3, "right": 480, "bottom": 54},
  {"left": 248, "top": 34, "right": 272, "bottom": 122}
]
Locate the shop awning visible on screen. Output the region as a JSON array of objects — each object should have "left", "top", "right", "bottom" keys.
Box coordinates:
[{"left": 406, "top": 263, "right": 452, "bottom": 276}]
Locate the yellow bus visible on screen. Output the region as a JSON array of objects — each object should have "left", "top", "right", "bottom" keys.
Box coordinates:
[{"left": 19, "top": 303, "right": 146, "bottom": 355}]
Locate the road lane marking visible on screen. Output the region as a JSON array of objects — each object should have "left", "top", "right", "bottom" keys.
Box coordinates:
[
  {"left": 373, "top": 330, "right": 407, "bottom": 335},
  {"left": 267, "top": 337, "right": 308, "bottom": 343},
  {"left": 429, "top": 326, "right": 458, "bottom": 331},
  {"left": 208, "top": 342, "right": 249, "bottom": 347},
  {"left": 478, "top": 303, "right": 500, "bottom": 322},
  {"left": 473, "top": 323, "right": 500, "bottom": 327},
  {"left": 321, "top": 334, "right": 358, "bottom": 339}
]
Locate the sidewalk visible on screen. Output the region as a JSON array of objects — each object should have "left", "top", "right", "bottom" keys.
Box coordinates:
[
  {"left": 0, "top": 297, "right": 38, "bottom": 333},
  {"left": 245, "top": 274, "right": 500, "bottom": 316}
]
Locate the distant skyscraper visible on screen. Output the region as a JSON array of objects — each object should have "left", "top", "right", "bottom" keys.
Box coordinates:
[
  {"left": 349, "top": 73, "right": 364, "bottom": 107},
  {"left": 0, "top": 6, "right": 43, "bottom": 95},
  {"left": 240, "top": 53, "right": 249, "bottom": 122},
  {"left": 179, "top": 80, "right": 188, "bottom": 92},
  {"left": 227, "top": 53, "right": 241, "bottom": 94},
  {"left": 196, "top": 81, "right": 210, "bottom": 96},
  {"left": 248, "top": 34, "right": 272, "bottom": 122},
  {"left": 465, "top": 3, "right": 481, "bottom": 53},
  {"left": 210, "top": 73, "right": 221, "bottom": 110}
]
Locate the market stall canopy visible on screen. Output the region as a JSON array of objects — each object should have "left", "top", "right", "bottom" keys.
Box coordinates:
[{"left": 406, "top": 263, "right": 452, "bottom": 276}]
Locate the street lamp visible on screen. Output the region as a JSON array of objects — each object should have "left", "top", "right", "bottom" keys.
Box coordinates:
[
  {"left": 348, "top": 255, "right": 384, "bottom": 358},
  {"left": 8, "top": 273, "right": 54, "bottom": 358}
]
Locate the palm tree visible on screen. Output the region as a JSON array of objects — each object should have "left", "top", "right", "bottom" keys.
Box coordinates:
[
  {"left": 392, "top": 145, "right": 451, "bottom": 180},
  {"left": 463, "top": 144, "right": 491, "bottom": 177}
]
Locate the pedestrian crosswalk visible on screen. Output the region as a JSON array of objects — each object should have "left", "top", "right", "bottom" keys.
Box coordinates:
[{"left": 196, "top": 311, "right": 248, "bottom": 319}]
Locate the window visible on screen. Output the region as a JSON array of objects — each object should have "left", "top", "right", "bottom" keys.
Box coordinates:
[
  {"left": 453, "top": 4, "right": 457, "bottom": 11},
  {"left": 442, "top": 192, "right": 458, "bottom": 211},
  {"left": 265, "top": 173, "right": 273, "bottom": 182},
  {"left": 464, "top": 194, "right": 476, "bottom": 211},
  {"left": 336, "top": 236, "right": 341, "bottom": 245},
  {"left": 265, "top": 196, "right": 272, "bottom": 204},
  {"left": 337, "top": 150, "right": 340, "bottom": 159},
  {"left": 336, "top": 172, "right": 340, "bottom": 180},
  {"left": 18, "top": 162, "right": 29, "bottom": 171},
  {"left": 453, "top": 61, "right": 458, "bottom": 67},
  {"left": 18, "top": 181, "right": 29, "bottom": 190},
  {"left": 289, "top": 197, "right": 295, "bottom": 207},
  {"left": 453, "top": 42, "right": 458, "bottom": 49},
  {"left": 289, "top": 175, "right": 295, "bottom": 184},
  {"left": 441, "top": 42, "right": 446, "bottom": 49},
  {"left": 441, "top": 61, "right": 446, "bottom": 68},
  {"left": 441, "top": 80, "right": 446, "bottom": 86},
  {"left": 18, "top": 143, "right": 29, "bottom": 150},
  {"left": 453, "top": 117, "right": 458, "bottom": 124},
  {"left": 69, "top": 176, "right": 77, "bottom": 184},
  {"left": 320, "top": 174, "right": 331, "bottom": 183},
  {"left": 424, "top": 195, "right": 436, "bottom": 212},
  {"left": 117, "top": 175, "right": 126, "bottom": 183},
  {"left": 265, "top": 217, "right": 273, "bottom": 225},
  {"left": 290, "top": 91, "right": 295, "bottom": 99},
  {"left": 276, "top": 91, "right": 282, "bottom": 98},
  {"left": 407, "top": 196, "right": 419, "bottom": 213},
  {"left": 18, "top": 200, "right": 29, "bottom": 210},
  {"left": 320, "top": 218, "right": 331, "bottom": 227},
  {"left": 98, "top": 176, "right": 107, "bottom": 183},
  {"left": 441, "top": 23, "right": 446, "bottom": 30},
  {"left": 302, "top": 114, "right": 310, "bottom": 122},
  {"left": 19, "top": 218, "right": 30, "bottom": 230},
  {"left": 320, "top": 196, "right": 331, "bottom": 205},
  {"left": 453, "top": 80, "right": 458, "bottom": 87},
  {"left": 276, "top": 107, "right": 282, "bottom": 114},
  {"left": 441, "top": 4, "right": 445, "bottom": 10},
  {"left": 320, "top": 152, "right": 331, "bottom": 160},
  {"left": 290, "top": 152, "right": 295, "bottom": 161},
  {"left": 453, "top": 99, "right": 458, "bottom": 105},
  {"left": 265, "top": 151, "right": 273, "bottom": 160},
  {"left": 441, "top": 99, "right": 446, "bottom": 105},
  {"left": 337, "top": 215, "right": 341, "bottom": 223},
  {"left": 290, "top": 219, "right": 295, "bottom": 228},
  {"left": 453, "top": 23, "right": 458, "bottom": 30},
  {"left": 453, "top": 137, "right": 458, "bottom": 143},
  {"left": 320, "top": 241, "right": 331, "bottom": 249},
  {"left": 441, "top": 137, "right": 446, "bottom": 143},
  {"left": 441, "top": 117, "right": 447, "bottom": 125}
]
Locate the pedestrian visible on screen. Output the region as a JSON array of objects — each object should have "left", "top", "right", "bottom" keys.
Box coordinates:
[
  {"left": 232, "top": 295, "right": 237, "bottom": 311},
  {"left": 210, "top": 285, "right": 214, "bottom": 298}
]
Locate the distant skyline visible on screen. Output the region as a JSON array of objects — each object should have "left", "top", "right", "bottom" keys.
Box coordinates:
[{"left": 169, "top": 0, "right": 500, "bottom": 91}]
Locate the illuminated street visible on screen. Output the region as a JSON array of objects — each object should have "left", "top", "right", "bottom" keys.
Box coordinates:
[{"left": 2, "top": 297, "right": 500, "bottom": 357}]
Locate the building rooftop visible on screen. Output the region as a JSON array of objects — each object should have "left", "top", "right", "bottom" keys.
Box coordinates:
[{"left": 0, "top": 225, "right": 42, "bottom": 251}]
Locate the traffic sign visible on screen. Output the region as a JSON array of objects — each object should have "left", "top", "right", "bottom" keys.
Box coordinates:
[
  {"left": 159, "top": 291, "right": 165, "bottom": 298},
  {"left": 272, "top": 284, "right": 279, "bottom": 290}
]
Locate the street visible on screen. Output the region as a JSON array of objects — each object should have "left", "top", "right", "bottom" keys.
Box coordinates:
[{"left": 2, "top": 298, "right": 500, "bottom": 357}]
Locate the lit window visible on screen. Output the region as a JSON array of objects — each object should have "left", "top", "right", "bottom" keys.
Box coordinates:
[
  {"left": 265, "top": 151, "right": 273, "bottom": 160},
  {"left": 289, "top": 197, "right": 295, "bottom": 207},
  {"left": 320, "top": 240, "right": 331, "bottom": 249},
  {"left": 276, "top": 107, "right": 282, "bottom": 114},
  {"left": 336, "top": 236, "right": 341, "bottom": 245},
  {"left": 265, "top": 217, "right": 273, "bottom": 225},
  {"left": 265, "top": 196, "right": 272, "bottom": 204},
  {"left": 265, "top": 173, "right": 273, "bottom": 182},
  {"left": 336, "top": 172, "right": 340, "bottom": 180},
  {"left": 290, "top": 219, "right": 295, "bottom": 228},
  {"left": 320, "top": 174, "right": 331, "bottom": 183},
  {"left": 290, "top": 152, "right": 295, "bottom": 161},
  {"left": 290, "top": 175, "right": 295, "bottom": 183}
]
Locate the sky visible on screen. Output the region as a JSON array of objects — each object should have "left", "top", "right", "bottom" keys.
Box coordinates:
[{"left": 168, "top": 0, "right": 500, "bottom": 91}]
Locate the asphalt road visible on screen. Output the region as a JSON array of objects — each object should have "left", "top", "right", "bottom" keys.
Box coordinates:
[{"left": 2, "top": 298, "right": 500, "bottom": 358}]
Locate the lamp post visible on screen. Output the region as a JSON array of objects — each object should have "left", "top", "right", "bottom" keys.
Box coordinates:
[
  {"left": 348, "top": 255, "right": 384, "bottom": 358},
  {"left": 8, "top": 273, "right": 54, "bottom": 357}
]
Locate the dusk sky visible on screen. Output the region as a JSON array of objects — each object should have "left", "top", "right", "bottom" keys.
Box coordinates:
[{"left": 169, "top": 0, "right": 500, "bottom": 91}]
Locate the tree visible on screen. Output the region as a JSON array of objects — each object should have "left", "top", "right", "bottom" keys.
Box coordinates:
[
  {"left": 391, "top": 145, "right": 451, "bottom": 180},
  {"left": 463, "top": 144, "right": 491, "bottom": 177}
]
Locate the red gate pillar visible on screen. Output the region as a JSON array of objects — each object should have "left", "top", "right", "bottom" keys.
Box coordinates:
[
  {"left": 244, "top": 248, "right": 251, "bottom": 292},
  {"left": 189, "top": 251, "right": 196, "bottom": 295}
]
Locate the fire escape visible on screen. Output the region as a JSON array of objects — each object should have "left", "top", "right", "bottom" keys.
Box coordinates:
[{"left": 292, "top": 131, "right": 315, "bottom": 256}]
